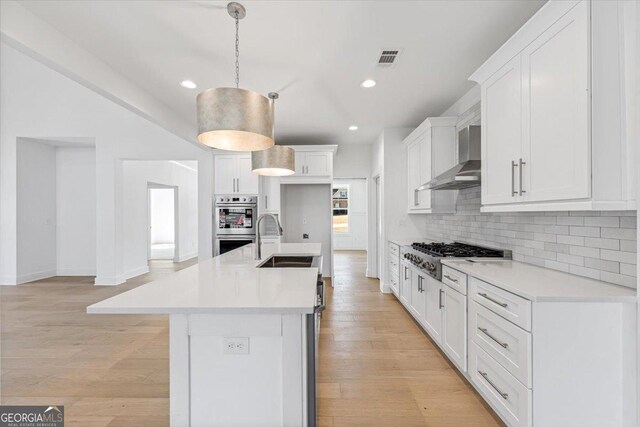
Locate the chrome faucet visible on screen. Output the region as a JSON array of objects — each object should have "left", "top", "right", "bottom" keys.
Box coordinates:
[{"left": 255, "top": 213, "right": 283, "bottom": 260}]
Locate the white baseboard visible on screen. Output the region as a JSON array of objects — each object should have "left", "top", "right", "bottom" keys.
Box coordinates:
[
  {"left": 16, "top": 269, "right": 57, "bottom": 284},
  {"left": 175, "top": 251, "right": 198, "bottom": 262},
  {"left": 380, "top": 282, "right": 391, "bottom": 293},
  {"left": 56, "top": 268, "right": 96, "bottom": 276},
  {"left": 0, "top": 277, "right": 17, "bottom": 286},
  {"left": 94, "top": 275, "right": 127, "bottom": 286}
]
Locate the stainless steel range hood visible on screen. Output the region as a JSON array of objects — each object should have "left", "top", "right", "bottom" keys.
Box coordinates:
[{"left": 419, "top": 125, "right": 481, "bottom": 191}]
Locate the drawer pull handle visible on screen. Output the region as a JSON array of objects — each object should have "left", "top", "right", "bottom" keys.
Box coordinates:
[
  {"left": 478, "top": 370, "right": 509, "bottom": 400},
  {"left": 444, "top": 274, "right": 458, "bottom": 283},
  {"left": 478, "top": 292, "right": 508, "bottom": 308},
  {"left": 478, "top": 327, "right": 509, "bottom": 349}
]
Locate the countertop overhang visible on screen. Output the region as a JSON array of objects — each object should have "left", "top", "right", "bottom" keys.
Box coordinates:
[
  {"left": 442, "top": 259, "right": 637, "bottom": 303},
  {"left": 87, "top": 243, "right": 322, "bottom": 315}
]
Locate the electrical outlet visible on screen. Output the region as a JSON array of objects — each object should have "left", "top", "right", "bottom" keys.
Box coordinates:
[{"left": 223, "top": 337, "right": 250, "bottom": 355}]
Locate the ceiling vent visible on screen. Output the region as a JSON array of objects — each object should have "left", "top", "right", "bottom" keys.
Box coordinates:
[{"left": 376, "top": 49, "right": 401, "bottom": 68}]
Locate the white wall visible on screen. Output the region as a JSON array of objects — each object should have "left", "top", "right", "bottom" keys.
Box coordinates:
[
  {"left": 122, "top": 160, "right": 199, "bottom": 279},
  {"left": 281, "top": 184, "right": 332, "bottom": 277},
  {"left": 333, "top": 144, "right": 372, "bottom": 179},
  {"left": 333, "top": 179, "right": 367, "bottom": 250},
  {"left": 16, "top": 138, "right": 57, "bottom": 283},
  {"left": 150, "top": 188, "right": 175, "bottom": 245},
  {"left": 367, "top": 128, "right": 426, "bottom": 290},
  {"left": 56, "top": 146, "right": 96, "bottom": 276},
  {"left": 0, "top": 42, "right": 213, "bottom": 285}
]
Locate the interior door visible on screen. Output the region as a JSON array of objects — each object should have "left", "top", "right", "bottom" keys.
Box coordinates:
[
  {"left": 423, "top": 276, "right": 443, "bottom": 344},
  {"left": 400, "top": 262, "right": 412, "bottom": 307},
  {"left": 521, "top": 0, "right": 590, "bottom": 202},
  {"left": 214, "top": 155, "right": 237, "bottom": 194},
  {"left": 481, "top": 55, "right": 523, "bottom": 205},
  {"left": 442, "top": 285, "right": 467, "bottom": 372},
  {"left": 407, "top": 140, "right": 421, "bottom": 210},
  {"left": 305, "top": 152, "right": 331, "bottom": 177},
  {"left": 418, "top": 131, "right": 432, "bottom": 210},
  {"left": 236, "top": 155, "right": 259, "bottom": 195}
]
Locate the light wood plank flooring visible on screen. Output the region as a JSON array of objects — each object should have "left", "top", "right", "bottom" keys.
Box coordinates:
[
  {"left": 1, "top": 252, "right": 502, "bottom": 426},
  {"left": 318, "top": 250, "right": 503, "bottom": 427}
]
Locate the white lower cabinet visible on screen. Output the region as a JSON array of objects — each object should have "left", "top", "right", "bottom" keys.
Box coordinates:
[
  {"left": 422, "top": 275, "right": 443, "bottom": 344},
  {"left": 399, "top": 261, "right": 411, "bottom": 307},
  {"left": 388, "top": 242, "right": 400, "bottom": 296},
  {"left": 441, "top": 284, "right": 467, "bottom": 372},
  {"left": 469, "top": 341, "right": 532, "bottom": 427},
  {"left": 391, "top": 260, "right": 636, "bottom": 426},
  {"left": 410, "top": 269, "right": 425, "bottom": 321}
]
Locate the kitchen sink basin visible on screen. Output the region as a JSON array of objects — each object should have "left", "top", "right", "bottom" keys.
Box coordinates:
[{"left": 257, "top": 255, "right": 315, "bottom": 268}]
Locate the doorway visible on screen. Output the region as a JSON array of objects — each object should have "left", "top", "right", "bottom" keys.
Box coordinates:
[
  {"left": 332, "top": 178, "right": 367, "bottom": 250},
  {"left": 148, "top": 185, "right": 178, "bottom": 261}
]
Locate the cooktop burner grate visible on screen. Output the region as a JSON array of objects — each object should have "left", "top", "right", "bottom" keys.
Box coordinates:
[{"left": 411, "top": 242, "right": 504, "bottom": 258}]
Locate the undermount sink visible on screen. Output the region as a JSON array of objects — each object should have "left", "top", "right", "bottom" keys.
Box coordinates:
[{"left": 257, "top": 255, "right": 315, "bottom": 268}]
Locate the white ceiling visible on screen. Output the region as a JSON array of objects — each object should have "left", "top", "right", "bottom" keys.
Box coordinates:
[{"left": 19, "top": 0, "right": 545, "bottom": 145}]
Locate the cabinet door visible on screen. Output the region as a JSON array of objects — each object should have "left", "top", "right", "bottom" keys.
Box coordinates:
[
  {"left": 423, "top": 276, "right": 443, "bottom": 344},
  {"left": 236, "top": 155, "right": 259, "bottom": 195},
  {"left": 214, "top": 155, "right": 237, "bottom": 194},
  {"left": 260, "top": 176, "right": 280, "bottom": 213},
  {"left": 305, "top": 152, "right": 331, "bottom": 177},
  {"left": 399, "top": 263, "right": 412, "bottom": 307},
  {"left": 418, "top": 131, "right": 432, "bottom": 210},
  {"left": 481, "top": 55, "right": 523, "bottom": 205},
  {"left": 442, "top": 285, "right": 467, "bottom": 372},
  {"left": 521, "top": 1, "right": 590, "bottom": 202},
  {"left": 294, "top": 152, "right": 306, "bottom": 175},
  {"left": 407, "top": 140, "right": 421, "bottom": 210},
  {"left": 410, "top": 270, "right": 425, "bottom": 320}
]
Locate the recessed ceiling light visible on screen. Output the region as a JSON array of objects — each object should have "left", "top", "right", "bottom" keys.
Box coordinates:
[
  {"left": 348, "top": 125, "right": 358, "bottom": 131},
  {"left": 180, "top": 80, "right": 197, "bottom": 89},
  {"left": 360, "top": 79, "right": 376, "bottom": 88}
]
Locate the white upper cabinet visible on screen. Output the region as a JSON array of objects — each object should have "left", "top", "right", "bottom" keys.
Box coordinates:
[
  {"left": 471, "top": 0, "right": 635, "bottom": 212},
  {"left": 214, "top": 154, "right": 259, "bottom": 195},
  {"left": 404, "top": 117, "right": 458, "bottom": 214},
  {"left": 280, "top": 145, "right": 337, "bottom": 184},
  {"left": 481, "top": 56, "right": 523, "bottom": 205},
  {"left": 259, "top": 176, "right": 281, "bottom": 214}
]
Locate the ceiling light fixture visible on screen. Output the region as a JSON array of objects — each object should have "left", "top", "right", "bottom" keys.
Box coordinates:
[
  {"left": 196, "top": 2, "right": 274, "bottom": 151},
  {"left": 180, "top": 80, "right": 197, "bottom": 89},
  {"left": 252, "top": 93, "right": 295, "bottom": 176},
  {"left": 348, "top": 125, "right": 358, "bottom": 131},
  {"left": 360, "top": 79, "right": 376, "bottom": 88}
]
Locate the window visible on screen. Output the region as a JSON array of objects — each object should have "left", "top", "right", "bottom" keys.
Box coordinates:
[{"left": 332, "top": 186, "right": 349, "bottom": 233}]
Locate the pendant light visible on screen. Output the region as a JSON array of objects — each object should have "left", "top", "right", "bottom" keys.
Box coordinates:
[
  {"left": 196, "top": 2, "right": 275, "bottom": 151},
  {"left": 252, "top": 93, "right": 295, "bottom": 176}
]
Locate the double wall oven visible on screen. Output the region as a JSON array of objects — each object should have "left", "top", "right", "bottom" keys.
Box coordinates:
[{"left": 214, "top": 196, "right": 257, "bottom": 256}]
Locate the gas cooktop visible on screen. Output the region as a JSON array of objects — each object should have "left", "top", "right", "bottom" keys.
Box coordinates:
[{"left": 401, "top": 241, "right": 511, "bottom": 280}]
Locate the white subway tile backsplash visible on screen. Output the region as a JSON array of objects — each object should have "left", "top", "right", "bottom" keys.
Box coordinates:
[{"left": 423, "top": 187, "right": 637, "bottom": 288}]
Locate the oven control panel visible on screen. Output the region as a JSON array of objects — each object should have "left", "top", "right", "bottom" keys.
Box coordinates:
[{"left": 216, "top": 196, "right": 257, "bottom": 204}]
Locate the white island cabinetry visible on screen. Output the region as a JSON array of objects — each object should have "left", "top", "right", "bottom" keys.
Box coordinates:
[{"left": 88, "top": 243, "right": 323, "bottom": 427}]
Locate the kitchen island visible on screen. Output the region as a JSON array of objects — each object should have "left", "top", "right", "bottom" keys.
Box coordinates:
[{"left": 88, "top": 243, "right": 323, "bottom": 427}]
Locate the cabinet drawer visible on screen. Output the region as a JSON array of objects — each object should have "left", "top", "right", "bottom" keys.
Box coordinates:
[
  {"left": 442, "top": 265, "right": 467, "bottom": 295},
  {"left": 469, "top": 277, "right": 532, "bottom": 331},
  {"left": 469, "top": 341, "right": 531, "bottom": 427},
  {"left": 390, "top": 276, "right": 399, "bottom": 296},
  {"left": 389, "top": 257, "right": 399, "bottom": 272},
  {"left": 469, "top": 301, "right": 532, "bottom": 387},
  {"left": 389, "top": 264, "right": 399, "bottom": 279},
  {"left": 388, "top": 242, "right": 399, "bottom": 257}
]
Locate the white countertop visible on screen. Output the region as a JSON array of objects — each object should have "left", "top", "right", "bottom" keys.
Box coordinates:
[
  {"left": 87, "top": 243, "right": 322, "bottom": 315},
  {"left": 442, "top": 259, "right": 637, "bottom": 303},
  {"left": 388, "top": 238, "right": 432, "bottom": 247}
]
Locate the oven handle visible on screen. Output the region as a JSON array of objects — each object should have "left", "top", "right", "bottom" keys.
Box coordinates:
[
  {"left": 215, "top": 204, "right": 257, "bottom": 208},
  {"left": 215, "top": 236, "right": 256, "bottom": 241}
]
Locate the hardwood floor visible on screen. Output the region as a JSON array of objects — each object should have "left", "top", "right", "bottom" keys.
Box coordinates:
[
  {"left": 1, "top": 252, "right": 502, "bottom": 426},
  {"left": 318, "top": 250, "right": 503, "bottom": 427}
]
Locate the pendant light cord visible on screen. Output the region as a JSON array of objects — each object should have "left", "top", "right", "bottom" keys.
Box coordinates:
[{"left": 235, "top": 11, "right": 240, "bottom": 88}]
